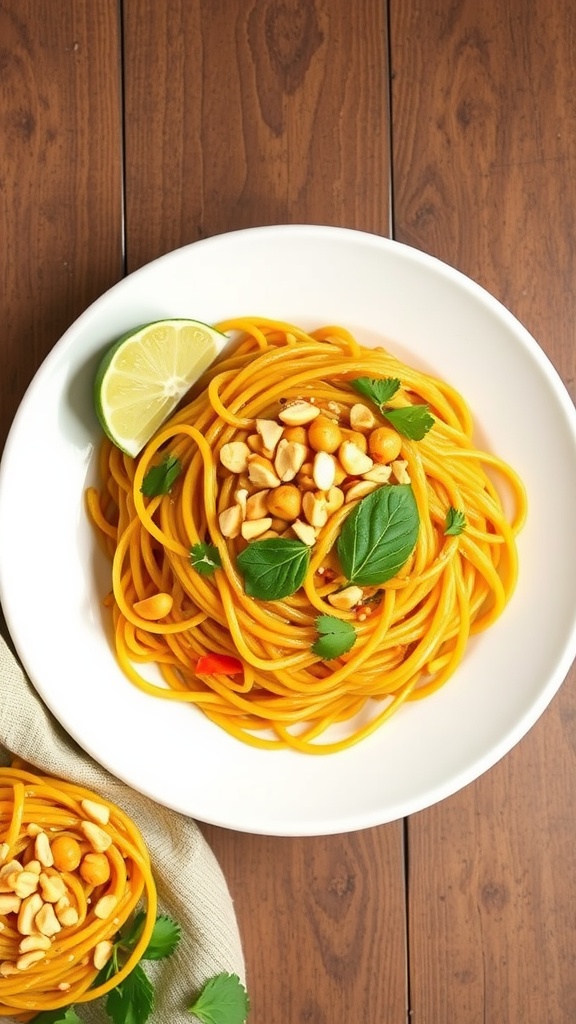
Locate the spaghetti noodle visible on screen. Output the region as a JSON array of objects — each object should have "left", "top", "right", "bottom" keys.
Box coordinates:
[
  {"left": 0, "top": 764, "right": 156, "bottom": 1019},
  {"left": 87, "top": 318, "right": 526, "bottom": 753}
]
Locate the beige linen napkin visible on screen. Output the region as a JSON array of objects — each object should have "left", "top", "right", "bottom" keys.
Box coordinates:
[{"left": 0, "top": 631, "right": 245, "bottom": 1024}]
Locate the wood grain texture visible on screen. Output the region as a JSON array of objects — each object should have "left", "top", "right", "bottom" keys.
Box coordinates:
[
  {"left": 391, "top": 2, "right": 576, "bottom": 1020},
  {"left": 200, "top": 824, "right": 407, "bottom": 1023},
  {"left": 122, "top": 0, "right": 392, "bottom": 270},
  {"left": 0, "top": 0, "right": 123, "bottom": 453}
]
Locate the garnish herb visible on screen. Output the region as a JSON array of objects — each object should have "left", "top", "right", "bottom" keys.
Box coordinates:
[
  {"left": 141, "top": 453, "right": 182, "bottom": 497},
  {"left": 351, "top": 376, "right": 401, "bottom": 406},
  {"left": 381, "top": 404, "right": 435, "bottom": 441},
  {"left": 351, "top": 376, "right": 434, "bottom": 440},
  {"left": 190, "top": 542, "right": 223, "bottom": 575},
  {"left": 337, "top": 484, "right": 420, "bottom": 586},
  {"left": 444, "top": 507, "right": 466, "bottom": 536},
  {"left": 236, "top": 537, "right": 310, "bottom": 600},
  {"left": 31, "top": 914, "right": 182, "bottom": 1024},
  {"left": 31, "top": 1011, "right": 83, "bottom": 1024},
  {"left": 312, "top": 615, "right": 357, "bottom": 660},
  {"left": 188, "top": 972, "right": 250, "bottom": 1024}
]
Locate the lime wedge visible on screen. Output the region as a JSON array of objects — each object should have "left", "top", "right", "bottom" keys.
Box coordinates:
[{"left": 94, "top": 319, "right": 227, "bottom": 457}]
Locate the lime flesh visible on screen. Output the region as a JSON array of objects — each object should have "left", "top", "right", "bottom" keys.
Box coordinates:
[{"left": 94, "top": 319, "right": 226, "bottom": 457}]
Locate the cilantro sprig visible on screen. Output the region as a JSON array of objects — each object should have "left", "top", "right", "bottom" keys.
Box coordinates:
[
  {"left": 190, "top": 541, "right": 223, "bottom": 576},
  {"left": 312, "top": 615, "right": 357, "bottom": 659},
  {"left": 141, "top": 453, "right": 182, "bottom": 497},
  {"left": 351, "top": 376, "right": 434, "bottom": 440},
  {"left": 188, "top": 972, "right": 250, "bottom": 1024},
  {"left": 444, "top": 507, "right": 466, "bottom": 535},
  {"left": 30, "top": 913, "right": 181, "bottom": 1024}
]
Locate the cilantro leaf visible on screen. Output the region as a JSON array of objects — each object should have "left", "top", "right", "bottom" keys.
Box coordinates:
[
  {"left": 337, "top": 484, "right": 420, "bottom": 586},
  {"left": 105, "top": 963, "right": 154, "bottom": 1024},
  {"left": 190, "top": 542, "right": 222, "bottom": 576},
  {"left": 444, "top": 507, "right": 466, "bottom": 536},
  {"left": 382, "top": 405, "right": 434, "bottom": 440},
  {"left": 30, "top": 1010, "right": 83, "bottom": 1024},
  {"left": 351, "top": 376, "right": 401, "bottom": 406},
  {"left": 142, "top": 914, "right": 181, "bottom": 960},
  {"left": 140, "top": 453, "right": 182, "bottom": 497},
  {"left": 236, "top": 537, "right": 310, "bottom": 600},
  {"left": 188, "top": 972, "right": 249, "bottom": 1024},
  {"left": 312, "top": 615, "right": 357, "bottom": 659}
]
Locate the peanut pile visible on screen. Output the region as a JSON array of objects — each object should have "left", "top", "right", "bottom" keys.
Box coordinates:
[
  {"left": 0, "top": 798, "right": 117, "bottom": 980},
  {"left": 217, "top": 396, "right": 411, "bottom": 611}
]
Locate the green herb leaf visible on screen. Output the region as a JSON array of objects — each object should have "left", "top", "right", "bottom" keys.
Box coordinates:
[
  {"left": 382, "top": 404, "right": 434, "bottom": 440},
  {"left": 444, "top": 507, "right": 466, "bottom": 536},
  {"left": 312, "top": 615, "right": 357, "bottom": 659},
  {"left": 188, "top": 972, "right": 250, "bottom": 1024},
  {"left": 351, "top": 376, "right": 401, "bottom": 406},
  {"left": 30, "top": 1010, "right": 83, "bottom": 1024},
  {"left": 105, "top": 963, "right": 154, "bottom": 1024},
  {"left": 236, "top": 538, "right": 310, "bottom": 600},
  {"left": 337, "top": 484, "right": 420, "bottom": 586},
  {"left": 140, "top": 453, "right": 182, "bottom": 497},
  {"left": 190, "top": 542, "right": 222, "bottom": 576},
  {"left": 142, "top": 914, "right": 182, "bottom": 960}
]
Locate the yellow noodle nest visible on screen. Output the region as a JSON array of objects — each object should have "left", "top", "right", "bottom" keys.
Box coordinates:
[
  {"left": 86, "top": 318, "right": 527, "bottom": 754},
  {"left": 0, "top": 764, "right": 156, "bottom": 1019}
]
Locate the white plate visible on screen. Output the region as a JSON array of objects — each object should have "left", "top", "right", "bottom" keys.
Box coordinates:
[{"left": 1, "top": 225, "right": 576, "bottom": 836}]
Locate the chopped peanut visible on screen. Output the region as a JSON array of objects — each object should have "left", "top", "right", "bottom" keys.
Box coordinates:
[
  {"left": 220, "top": 440, "right": 250, "bottom": 473},
  {"left": 338, "top": 440, "right": 374, "bottom": 476},
  {"left": 94, "top": 894, "right": 117, "bottom": 920},
  {"left": 291, "top": 520, "right": 317, "bottom": 546},
  {"left": 256, "top": 418, "right": 284, "bottom": 451},
  {"left": 327, "top": 586, "right": 364, "bottom": 611},
  {"left": 278, "top": 400, "right": 320, "bottom": 426},
  {"left": 35, "top": 902, "right": 61, "bottom": 938},
  {"left": 16, "top": 949, "right": 46, "bottom": 971},
  {"left": 302, "top": 492, "right": 329, "bottom": 529},
  {"left": 274, "top": 439, "right": 308, "bottom": 482},
  {"left": 247, "top": 454, "right": 281, "bottom": 489},
  {"left": 12, "top": 871, "right": 40, "bottom": 900},
  {"left": 39, "top": 871, "right": 67, "bottom": 904},
  {"left": 241, "top": 517, "right": 273, "bottom": 540},
  {"left": 312, "top": 451, "right": 336, "bottom": 491},
  {"left": 219, "top": 504, "right": 243, "bottom": 539},
  {"left": 350, "top": 403, "right": 377, "bottom": 432},
  {"left": 19, "top": 933, "right": 52, "bottom": 954},
  {"left": 391, "top": 459, "right": 411, "bottom": 484},
  {"left": 93, "top": 939, "right": 114, "bottom": 971},
  {"left": 0, "top": 893, "right": 22, "bottom": 915},
  {"left": 80, "top": 821, "right": 112, "bottom": 854},
  {"left": 34, "top": 832, "right": 54, "bottom": 868},
  {"left": 345, "top": 480, "right": 380, "bottom": 503},
  {"left": 245, "top": 489, "right": 271, "bottom": 520},
  {"left": 17, "top": 893, "right": 43, "bottom": 935}
]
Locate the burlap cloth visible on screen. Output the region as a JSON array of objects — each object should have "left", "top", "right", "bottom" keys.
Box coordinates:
[{"left": 0, "top": 629, "right": 245, "bottom": 1023}]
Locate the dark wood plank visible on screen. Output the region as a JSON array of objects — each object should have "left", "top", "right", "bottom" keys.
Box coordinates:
[
  {"left": 200, "top": 825, "right": 407, "bottom": 1022},
  {"left": 122, "top": 0, "right": 392, "bottom": 269},
  {"left": 0, "top": 0, "right": 123, "bottom": 454},
  {"left": 390, "top": 1, "right": 576, "bottom": 1019},
  {"left": 123, "top": 3, "right": 407, "bottom": 1021}
]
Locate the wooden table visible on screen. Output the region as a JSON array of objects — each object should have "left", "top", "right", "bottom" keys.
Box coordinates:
[{"left": 2, "top": 3, "right": 575, "bottom": 1021}]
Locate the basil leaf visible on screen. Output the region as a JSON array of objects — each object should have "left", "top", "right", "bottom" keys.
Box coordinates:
[
  {"left": 382, "top": 405, "right": 434, "bottom": 440},
  {"left": 236, "top": 538, "right": 310, "bottom": 600},
  {"left": 140, "top": 454, "right": 182, "bottom": 497},
  {"left": 351, "top": 376, "right": 401, "bottom": 406},
  {"left": 337, "top": 484, "right": 419, "bottom": 586}
]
